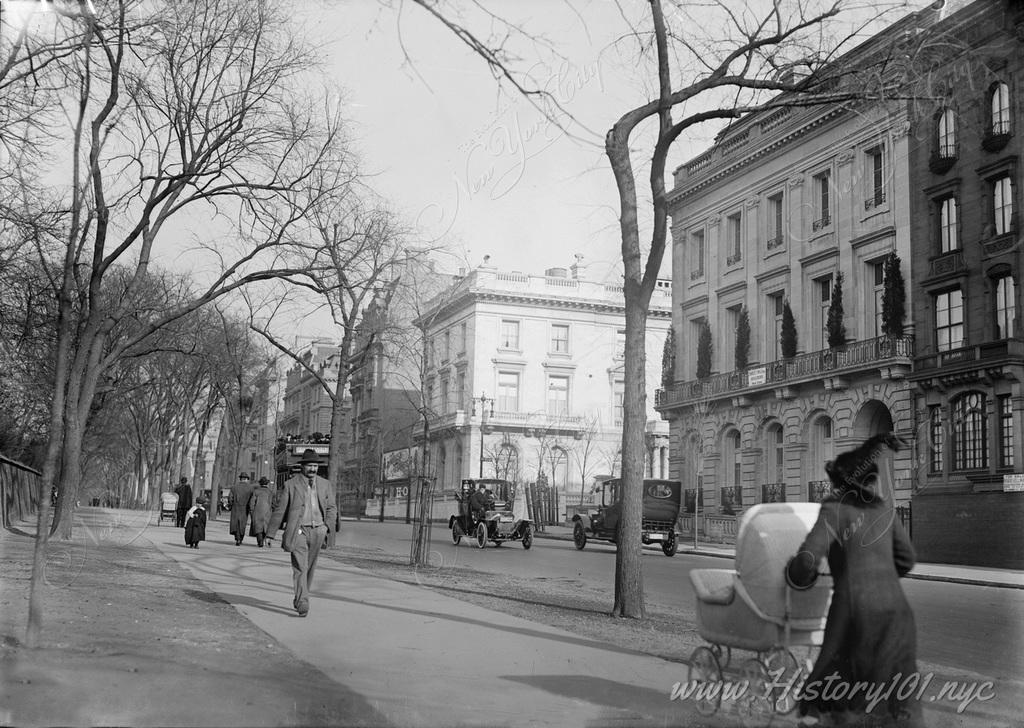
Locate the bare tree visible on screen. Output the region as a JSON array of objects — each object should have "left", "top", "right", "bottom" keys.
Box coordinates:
[{"left": 12, "top": 0, "right": 351, "bottom": 648}]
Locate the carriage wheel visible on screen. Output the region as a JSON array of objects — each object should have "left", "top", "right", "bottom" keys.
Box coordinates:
[
  {"left": 737, "top": 658, "right": 774, "bottom": 726},
  {"left": 522, "top": 524, "right": 533, "bottom": 550},
  {"left": 475, "top": 522, "right": 487, "bottom": 548},
  {"left": 572, "top": 521, "right": 587, "bottom": 550},
  {"left": 710, "top": 643, "right": 732, "bottom": 670},
  {"left": 687, "top": 646, "right": 722, "bottom": 716},
  {"left": 451, "top": 522, "right": 462, "bottom": 545},
  {"left": 765, "top": 647, "right": 802, "bottom": 714}
]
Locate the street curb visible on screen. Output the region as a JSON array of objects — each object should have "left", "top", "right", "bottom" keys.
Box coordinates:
[{"left": 531, "top": 532, "right": 1024, "bottom": 589}]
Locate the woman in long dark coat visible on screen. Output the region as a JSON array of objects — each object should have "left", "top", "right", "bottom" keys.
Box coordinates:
[
  {"left": 787, "top": 433, "right": 921, "bottom": 727},
  {"left": 229, "top": 473, "right": 255, "bottom": 546},
  {"left": 248, "top": 477, "right": 274, "bottom": 548},
  {"left": 184, "top": 497, "right": 207, "bottom": 548}
]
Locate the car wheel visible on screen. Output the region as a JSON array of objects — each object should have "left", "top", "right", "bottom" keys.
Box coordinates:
[
  {"left": 572, "top": 521, "right": 587, "bottom": 550},
  {"left": 475, "top": 522, "right": 487, "bottom": 549},
  {"left": 662, "top": 531, "right": 678, "bottom": 557},
  {"left": 451, "top": 522, "right": 462, "bottom": 545},
  {"left": 522, "top": 524, "right": 533, "bottom": 549}
]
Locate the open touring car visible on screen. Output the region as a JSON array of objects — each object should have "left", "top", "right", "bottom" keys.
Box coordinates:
[{"left": 449, "top": 478, "right": 533, "bottom": 549}]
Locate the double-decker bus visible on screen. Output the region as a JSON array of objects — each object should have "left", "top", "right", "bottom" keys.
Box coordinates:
[{"left": 273, "top": 437, "right": 330, "bottom": 491}]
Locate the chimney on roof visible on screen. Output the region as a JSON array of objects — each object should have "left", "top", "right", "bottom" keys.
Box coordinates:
[{"left": 571, "top": 253, "right": 587, "bottom": 280}]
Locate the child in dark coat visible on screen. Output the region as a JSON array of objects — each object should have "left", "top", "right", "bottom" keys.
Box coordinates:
[{"left": 184, "top": 496, "right": 208, "bottom": 549}]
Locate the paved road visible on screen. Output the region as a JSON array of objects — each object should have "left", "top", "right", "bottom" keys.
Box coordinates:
[{"left": 336, "top": 520, "right": 1024, "bottom": 684}]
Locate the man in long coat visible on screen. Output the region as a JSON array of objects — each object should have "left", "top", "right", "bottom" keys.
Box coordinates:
[
  {"left": 266, "top": 450, "right": 336, "bottom": 617},
  {"left": 248, "top": 476, "right": 274, "bottom": 548},
  {"left": 174, "top": 477, "right": 193, "bottom": 528},
  {"left": 229, "top": 472, "right": 255, "bottom": 546}
]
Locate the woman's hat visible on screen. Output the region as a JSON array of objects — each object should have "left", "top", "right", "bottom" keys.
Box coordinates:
[
  {"left": 258, "top": 476, "right": 270, "bottom": 485},
  {"left": 238, "top": 472, "right": 251, "bottom": 480},
  {"left": 195, "top": 496, "right": 207, "bottom": 505}
]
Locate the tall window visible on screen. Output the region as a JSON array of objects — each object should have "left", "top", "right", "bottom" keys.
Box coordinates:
[
  {"left": 929, "top": 406, "right": 944, "bottom": 474},
  {"left": 456, "top": 371, "right": 466, "bottom": 410},
  {"left": 690, "top": 230, "right": 705, "bottom": 278},
  {"left": 443, "top": 330, "right": 451, "bottom": 360},
  {"left": 767, "top": 193, "right": 784, "bottom": 249},
  {"left": 813, "top": 171, "right": 831, "bottom": 229},
  {"left": 614, "top": 329, "right": 626, "bottom": 359},
  {"left": 1000, "top": 395, "right": 1015, "bottom": 468},
  {"left": 551, "top": 324, "right": 570, "bottom": 354},
  {"left": 995, "top": 275, "right": 1016, "bottom": 340},
  {"left": 935, "top": 289, "right": 964, "bottom": 352},
  {"left": 816, "top": 275, "right": 833, "bottom": 350},
  {"left": 496, "top": 371, "right": 519, "bottom": 412},
  {"left": 613, "top": 380, "right": 625, "bottom": 426},
  {"left": 440, "top": 377, "right": 449, "bottom": 413},
  {"left": 937, "top": 108, "right": 957, "bottom": 158},
  {"left": 769, "top": 292, "right": 785, "bottom": 360},
  {"left": 725, "top": 305, "right": 741, "bottom": 368},
  {"left": 726, "top": 212, "right": 743, "bottom": 264},
  {"left": 991, "top": 82, "right": 1011, "bottom": 135},
  {"left": 500, "top": 319, "right": 520, "bottom": 349},
  {"left": 940, "top": 196, "right": 959, "bottom": 252},
  {"left": 994, "top": 176, "right": 1013, "bottom": 236},
  {"left": 871, "top": 261, "right": 885, "bottom": 337},
  {"left": 460, "top": 322, "right": 467, "bottom": 353},
  {"left": 729, "top": 430, "right": 742, "bottom": 486},
  {"left": 547, "top": 375, "right": 569, "bottom": 416},
  {"left": 952, "top": 392, "right": 987, "bottom": 470},
  {"left": 771, "top": 425, "right": 784, "bottom": 483},
  {"left": 866, "top": 146, "right": 885, "bottom": 208}
]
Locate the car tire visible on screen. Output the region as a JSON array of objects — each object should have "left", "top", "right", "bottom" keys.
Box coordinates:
[
  {"left": 522, "top": 524, "right": 533, "bottom": 550},
  {"left": 662, "top": 531, "right": 678, "bottom": 557},
  {"left": 475, "top": 522, "right": 487, "bottom": 549},
  {"left": 451, "top": 522, "right": 462, "bottom": 545},
  {"left": 572, "top": 521, "right": 587, "bottom": 550}
]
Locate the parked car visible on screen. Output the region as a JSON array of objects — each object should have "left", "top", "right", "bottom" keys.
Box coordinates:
[{"left": 571, "top": 478, "right": 682, "bottom": 556}]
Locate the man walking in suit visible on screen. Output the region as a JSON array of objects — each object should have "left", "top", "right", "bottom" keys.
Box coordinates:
[
  {"left": 266, "top": 450, "right": 336, "bottom": 617},
  {"left": 229, "top": 472, "right": 255, "bottom": 546},
  {"left": 174, "top": 477, "right": 193, "bottom": 528}
]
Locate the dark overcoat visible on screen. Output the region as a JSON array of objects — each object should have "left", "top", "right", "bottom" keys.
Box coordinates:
[
  {"left": 248, "top": 483, "right": 273, "bottom": 537},
  {"left": 184, "top": 505, "right": 207, "bottom": 545},
  {"left": 174, "top": 483, "right": 193, "bottom": 512},
  {"left": 229, "top": 482, "right": 255, "bottom": 537},
  {"left": 787, "top": 448, "right": 919, "bottom": 725}
]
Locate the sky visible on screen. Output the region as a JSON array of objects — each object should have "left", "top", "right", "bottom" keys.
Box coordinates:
[{"left": 298, "top": 0, "right": 710, "bottom": 284}]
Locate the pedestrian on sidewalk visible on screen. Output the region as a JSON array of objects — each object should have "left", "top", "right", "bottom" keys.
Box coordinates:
[
  {"left": 266, "top": 449, "right": 336, "bottom": 617},
  {"left": 248, "top": 476, "right": 274, "bottom": 548},
  {"left": 229, "top": 472, "right": 255, "bottom": 546},
  {"left": 174, "top": 476, "right": 193, "bottom": 528},
  {"left": 184, "top": 496, "right": 208, "bottom": 549},
  {"left": 786, "top": 433, "right": 921, "bottom": 727}
]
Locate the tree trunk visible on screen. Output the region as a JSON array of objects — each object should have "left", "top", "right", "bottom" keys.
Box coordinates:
[{"left": 329, "top": 373, "right": 350, "bottom": 513}]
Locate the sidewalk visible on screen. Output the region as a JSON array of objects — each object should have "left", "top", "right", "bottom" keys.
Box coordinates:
[
  {"left": 147, "top": 519, "right": 726, "bottom": 728},
  {"left": 533, "top": 525, "right": 1024, "bottom": 590}
]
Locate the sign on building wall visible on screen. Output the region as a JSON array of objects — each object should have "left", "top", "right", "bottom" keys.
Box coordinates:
[
  {"left": 1003, "top": 474, "right": 1024, "bottom": 492},
  {"left": 383, "top": 448, "right": 416, "bottom": 481},
  {"left": 747, "top": 366, "right": 767, "bottom": 386}
]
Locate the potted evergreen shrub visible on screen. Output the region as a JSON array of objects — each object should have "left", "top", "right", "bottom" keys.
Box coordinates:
[
  {"left": 825, "top": 272, "right": 847, "bottom": 368},
  {"left": 735, "top": 307, "right": 750, "bottom": 370},
  {"left": 881, "top": 253, "right": 906, "bottom": 356},
  {"left": 661, "top": 326, "right": 676, "bottom": 390}
]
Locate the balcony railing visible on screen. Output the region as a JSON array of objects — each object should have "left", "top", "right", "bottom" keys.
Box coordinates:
[
  {"left": 720, "top": 485, "right": 743, "bottom": 515},
  {"left": 915, "top": 338, "right": 1024, "bottom": 372},
  {"left": 683, "top": 488, "right": 705, "bottom": 514},
  {"left": 812, "top": 215, "right": 831, "bottom": 231},
  {"left": 726, "top": 252, "right": 742, "bottom": 266},
  {"left": 656, "top": 334, "right": 914, "bottom": 408},
  {"left": 927, "top": 249, "right": 965, "bottom": 279},
  {"left": 864, "top": 190, "right": 887, "bottom": 210},
  {"left": 808, "top": 480, "right": 833, "bottom": 503},
  {"left": 761, "top": 482, "right": 786, "bottom": 503},
  {"left": 766, "top": 236, "right": 784, "bottom": 250},
  {"left": 690, "top": 268, "right": 704, "bottom": 281}
]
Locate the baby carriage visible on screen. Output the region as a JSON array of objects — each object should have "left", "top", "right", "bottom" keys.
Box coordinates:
[
  {"left": 688, "top": 502, "right": 833, "bottom": 719},
  {"left": 157, "top": 491, "right": 178, "bottom": 526}
]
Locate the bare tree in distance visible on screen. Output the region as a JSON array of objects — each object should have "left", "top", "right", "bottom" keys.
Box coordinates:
[{"left": 409, "top": 0, "right": 929, "bottom": 618}]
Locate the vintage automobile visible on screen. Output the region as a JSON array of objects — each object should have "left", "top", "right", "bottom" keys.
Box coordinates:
[
  {"left": 449, "top": 478, "right": 533, "bottom": 549},
  {"left": 571, "top": 478, "right": 682, "bottom": 556}
]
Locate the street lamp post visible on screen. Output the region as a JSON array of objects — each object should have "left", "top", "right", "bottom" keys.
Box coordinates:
[{"left": 472, "top": 393, "right": 493, "bottom": 478}]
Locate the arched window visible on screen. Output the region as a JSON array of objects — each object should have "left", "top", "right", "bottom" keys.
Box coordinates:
[
  {"left": 952, "top": 392, "right": 987, "bottom": 470},
  {"left": 770, "top": 424, "right": 785, "bottom": 483},
  {"left": 937, "top": 107, "right": 957, "bottom": 158},
  {"left": 721, "top": 429, "right": 742, "bottom": 514},
  {"left": 549, "top": 447, "right": 568, "bottom": 490},
  {"left": 808, "top": 416, "right": 834, "bottom": 501},
  {"left": 454, "top": 443, "right": 464, "bottom": 480},
  {"left": 991, "top": 82, "right": 1011, "bottom": 135}
]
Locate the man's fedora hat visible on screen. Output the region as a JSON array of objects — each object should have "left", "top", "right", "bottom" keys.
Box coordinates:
[{"left": 298, "top": 448, "right": 323, "bottom": 465}]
